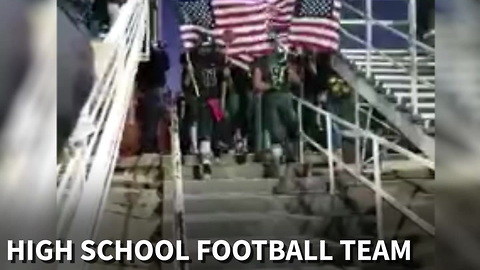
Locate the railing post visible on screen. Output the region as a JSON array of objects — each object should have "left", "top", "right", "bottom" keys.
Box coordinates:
[
  {"left": 353, "top": 0, "right": 373, "bottom": 173},
  {"left": 373, "top": 138, "right": 384, "bottom": 239},
  {"left": 151, "top": 0, "right": 159, "bottom": 42},
  {"left": 254, "top": 92, "right": 263, "bottom": 153},
  {"left": 326, "top": 114, "right": 335, "bottom": 195},
  {"left": 297, "top": 90, "right": 305, "bottom": 164},
  {"left": 144, "top": 0, "right": 151, "bottom": 59},
  {"left": 366, "top": 0, "right": 373, "bottom": 77},
  {"left": 409, "top": 0, "right": 418, "bottom": 115}
]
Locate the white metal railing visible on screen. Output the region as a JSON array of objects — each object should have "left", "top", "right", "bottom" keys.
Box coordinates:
[
  {"left": 170, "top": 107, "right": 190, "bottom": 270},
  {"left": 294, "top": 96, "right": 435, "bottom": 238},
  {"left": 341, "top": 0, "right": 435, "bottom": 116},
  {"left": 56, "top": 0, "right": 150, "bottom": 258}
]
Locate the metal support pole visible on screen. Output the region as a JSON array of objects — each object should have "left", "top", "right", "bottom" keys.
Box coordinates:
[
  {"left": 373, "top": 138, "right": 384, "bottom": 239},
  {"left": 361, "top": 106, "right": 373, "bottom": 164},
  {"left": 144, "top": 1, "right": 151, "bottom": 59},
  {"left": 353, "top": 0, "right": 373, "bottom": 172},
  {"left": 409, "top": 0, "right": 418, "bottom": 115},
  {"left": 354, "top": 93, "right": 361, "bottom": 172},
  {"left": 326, "top": 114, "right": 335, "bottom": 195},
  {"left": 254, "top": 93, "right": 263, "bottom": 153},
  {"left": 137, "top": 0, "right": 151, "bottom": 62},
  {"left": 366, "top": 0, "right": 373, "bottom": 78},
  {"left": 297, "top": 89, "right": 305, "bottom": 164},
  {"left": 150, "top": 0, "right": 158, "bottom": 42}
]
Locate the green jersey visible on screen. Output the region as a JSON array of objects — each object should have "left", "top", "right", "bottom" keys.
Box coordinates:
[{"left": 255, "top": 52, "right": 289, "bottom": 92}]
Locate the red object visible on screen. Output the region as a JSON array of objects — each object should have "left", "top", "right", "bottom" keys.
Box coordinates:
[{"left": 207, "top": 98, "right": 225, "bottom": 122}]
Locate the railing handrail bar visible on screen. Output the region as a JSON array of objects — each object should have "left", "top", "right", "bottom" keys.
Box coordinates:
[
  {"left": 341, "top": 19, "right": 410, "bottom": 26},
  {"left": 302, "top": 134, "right": 435, "bottom": 236},
  {"left": 79, "top": 0, "right": 139, "bottom": 116},
  {"left": 56, "top": 0, "right": 148, "bottom": 245},
  {"left": 342, "top": 1, "right": 434, "bottom": 54},
  {"left": 339, "top": 27, "right": 435, "bottom": 88},
  {"left": 105, "top": 0, "right": 139, "bottom": 43},
  {"left": 293, "top": 96, "right": 434, "bottom": 169},
  {"left": 60, "top": 0, "right": 142, "bottom": 174},
  {"left": 170, "top": 106, "right": 190, "bottom": 270},
  {"left": 91, "top": 0, "right": 147, "bottom": 240},
  {"left": 358, "top": 107, "right": 401, "bottom": 137}
]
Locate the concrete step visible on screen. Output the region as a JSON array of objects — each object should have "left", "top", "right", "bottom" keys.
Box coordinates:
[
  {"left": 96, "top": 188, "right": 161, "bottom": 244},
  {"left": 162, "top": 174, "right": 433, "bottom": 217},
  {"left": 116, "top": 153, "right": 329, "bottom": 169},
  {"left": 358, "top": 196, "right": 434, "bottom": 238},
  {"left": 181, "top": 163, "right": 266, "bottom": 180},
  {"left": 343, "top": 180, "right": 434, "bottom": 222},
  {"left": 162, "top": 177, "right": 434, "bottom": 234},
  {"left": 178, "top": 159, "right": 433, "bottom": 182},
  {"left": 180, "top": 238, "right": 361, "bottom": 270},
  {"left": 163, "top": 212, "right": 363, "bottom": 240},
  {"left": 183, "top": 192, "right": 352, "bottom": 217},
  {"left": 360, "top": 160, "right": 433, "bottom": 179},
  {"left": 164, "top": 178, "right": 308, "bottom": 198},
  {"left": 189, "top": 264, "right": 357, "bottom": 270}
]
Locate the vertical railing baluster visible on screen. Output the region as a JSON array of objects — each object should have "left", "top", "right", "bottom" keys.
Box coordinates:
[
  {"left": 144, "top": 0, "right": 150, "bottom": 60},
  {"left": 373, "top": 138, "right": 384, "bottom": 239},
  {"left": 298, "top": 86, "right": 305, "bottom": 164},
  {"left": 254, "top": 93, "right": 263, "bottom": 154},
  {"left": 409, "top": 0, "right": 418, "bottom": 115},
  {"left": 366, "top": 0, "right": 373, "bottom": 78},
  {"left": 326, "top": 114, "right": 335, "bottom": 195}
]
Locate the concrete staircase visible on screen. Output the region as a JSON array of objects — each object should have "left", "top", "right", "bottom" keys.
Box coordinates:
[
  {"left": 91, "top": 153, "right": 433, "bottom": 270},
  {"left": 160, "top": 154, "right": 435, "bottom": 270}
]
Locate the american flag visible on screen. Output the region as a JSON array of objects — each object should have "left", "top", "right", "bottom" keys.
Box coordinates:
[
  {"left": 211, "top": 0, "right": 296, "bottom": 69},
  {"left": 178, "top": 0, "right": 216, "bottom": 49},
  {"left": 289, "top": 0, "right": 342, "bottom": 52},
  {"left": 177, "top": 0, "right": 342, "bottom": 69}
]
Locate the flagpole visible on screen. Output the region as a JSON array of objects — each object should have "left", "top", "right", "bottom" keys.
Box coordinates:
[
  {"left": 185, "top": 51, "right": 200, "bottom": 97},
  {"left": 174, "top": 0, "right": 201, "bottom": 97}
]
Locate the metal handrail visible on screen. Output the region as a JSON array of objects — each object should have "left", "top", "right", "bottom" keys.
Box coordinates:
[
  {"left": 295, "top": 97, "right": 433, "bottom": 168},
  {"left": 341, "top": 19, "right": 410, "bottom": 26},
  {"left": 359, "top": 107, "right": 401, "bottom": 138},
  {"left": 56, "top": 0, "right": 149, "bottom": 252},
  {"left": 170, "top": 107, "right": 190, "bottom": 270},
  {"left": 294, "top": 96, "right": 435, "bottom": 237}
]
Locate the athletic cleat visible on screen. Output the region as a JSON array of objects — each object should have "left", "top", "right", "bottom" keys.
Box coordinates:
[{"left": 202, "top": 163, "right": 212, "bottom": 180}]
